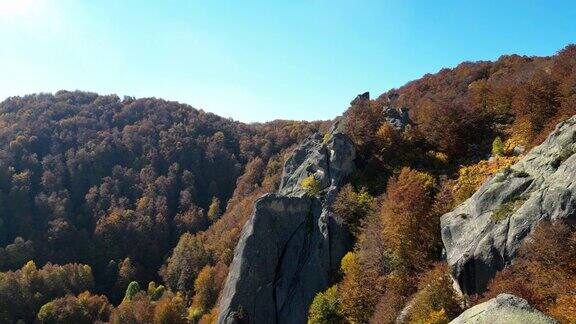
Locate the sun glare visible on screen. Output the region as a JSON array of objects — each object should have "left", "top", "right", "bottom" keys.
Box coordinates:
[
  {"left": 0, "top": 0, "right": 48, "bottom": 18},
  {"left": 0, "top": 0, "right": 33, "bottom": 15}
]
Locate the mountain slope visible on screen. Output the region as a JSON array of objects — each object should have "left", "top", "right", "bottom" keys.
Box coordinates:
[{"left": 303, "top": 44, "right": 576, "bottom": 324}]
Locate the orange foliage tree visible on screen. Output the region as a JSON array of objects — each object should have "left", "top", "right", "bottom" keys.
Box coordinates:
[
  {"left": 381, "top": 168, "right": 440, "bottom": 282},
  {"left": 484, "top": 221, "right": 576, "bottom": 318},
  {"left": 407, "top": 263, "right": 462, "bottom": 323}
]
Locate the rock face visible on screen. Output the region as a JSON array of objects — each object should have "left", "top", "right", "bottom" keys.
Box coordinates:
[
  {"left": 350, "top": 91, "right": 370, "bottom": 106},
  {"left": 279, "top": 121, "right": 354, "bottom": 198},
  {"left": 218, "top": 121, "right": 356, "bottom": 324},
  {"left": 349, "top": 91, "right": 409, "bottom": 131},
  {"left": 449, "top": 294, "right": 557, "bottom": 324},
  {"left": 441, "top": 116, "right": 576, "bottom": 294},
  {"left": 383, "top": 106, "right": 409, "bottom": 130}
]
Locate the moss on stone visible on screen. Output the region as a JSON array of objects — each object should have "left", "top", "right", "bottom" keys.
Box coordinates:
[{"left": 491, "top": 195, "right": 529, "bottom": 222}]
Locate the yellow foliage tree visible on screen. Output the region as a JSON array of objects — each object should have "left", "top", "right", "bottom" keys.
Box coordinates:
[
  {"left": 452, "top": 156, "right": 518, "bottom": 204},
  {"left": 407, "top": 263, "right": 462, "bottom": 323},
  {"left": 190, "top": 265, "right": 218, "bottom": 314},
  {"left": 153, "top": 293, "right": 187, "bottom": 324},
  {"left": 338, "top": 252, "right": 382, "bottom": 323},
  {"left": 207, "top": 197, "right": 221, "bottom": 222},
  {"left": 424, "top": 308, "right": 449, "bottom": 324},
  {"left": 301, "top": 175, "right": 322, "bottom": 197},
  {"left": 308, "top": 285, "right": 344, "bottom": 324},
  {"left": 548, "top": 294, "right": 576, "bottom": 324}
]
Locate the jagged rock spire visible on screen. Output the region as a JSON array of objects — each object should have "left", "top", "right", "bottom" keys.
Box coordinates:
[{"left": 218, "top": 122, "right": 355, "bottom": 324}]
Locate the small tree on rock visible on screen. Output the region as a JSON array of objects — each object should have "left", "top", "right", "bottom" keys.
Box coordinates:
[{"left": 301, "top": 175, "right": 322, "bottom": 197}]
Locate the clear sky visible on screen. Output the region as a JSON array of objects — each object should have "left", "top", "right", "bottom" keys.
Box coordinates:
[{"left": 0, "top": 1, "right": 574, "bottom": 122}]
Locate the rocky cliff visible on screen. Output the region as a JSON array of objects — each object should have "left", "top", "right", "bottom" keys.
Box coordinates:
[
  {"left": 449, "top": 294, "right": 557, "bottom": 324},
  {"left": 441, "top": 116, "right": 576, "bottom": 294},
  {"left": 218, "top": 121, "right": 356, "bottom": 324}
]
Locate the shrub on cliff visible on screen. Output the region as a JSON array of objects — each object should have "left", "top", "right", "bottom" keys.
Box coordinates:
[{"left": 302, "top": 175, "right": 322, "bottom": 197}]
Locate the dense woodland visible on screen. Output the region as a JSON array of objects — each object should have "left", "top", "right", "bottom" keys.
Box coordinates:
[
  {"left": 0, "top": 92, "right": 325, "bottom": 323},
  {"left": 1, "top": 44, "right": 576, "bottom": 323}
]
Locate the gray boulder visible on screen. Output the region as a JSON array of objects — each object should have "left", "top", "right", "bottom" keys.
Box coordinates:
[
  {"left": 383, "top": 106, "right": 409, "bottom": 130},
  {"left": 218, "top": 121, "right": 356, "bottom": 324},
  {"left": 449, "top": 294, "right": 557, "bottom": 324},
  {"left": 441, "top": 116, "right": 576, "bottom": 294}
]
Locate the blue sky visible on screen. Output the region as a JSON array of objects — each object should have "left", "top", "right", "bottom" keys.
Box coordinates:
[{"left": 0, "top": 1, "right": 574, "bottom": 122}]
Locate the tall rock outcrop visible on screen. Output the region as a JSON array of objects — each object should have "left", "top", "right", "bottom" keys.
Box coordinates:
[
  {"left": 449, "top": 294, "right": 557, "bottom": 324},
  {"left": 218, "top": 121, "right": 356, "bottom": 324},
  {"left": 441, "top": 116, "right": 576, "bottom": 294}
]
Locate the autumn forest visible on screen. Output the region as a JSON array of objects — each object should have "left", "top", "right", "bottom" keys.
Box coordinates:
[{"left": 1, "top": 45, "right": 576, "bottom": 323}]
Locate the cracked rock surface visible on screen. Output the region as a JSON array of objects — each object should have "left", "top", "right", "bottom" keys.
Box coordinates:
[
  {"left": 449, "top": 294, "right": 557, "bottom": 324},
  {"left": 441, "top": 116, "right": 576, "bottom": 295},
  {"left": 218, "top": 121, "right": 355, "bottom": 324}
]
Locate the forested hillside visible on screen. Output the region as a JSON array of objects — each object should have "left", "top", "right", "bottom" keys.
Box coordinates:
[
  {"left": 308, "top": 44, "right": 576, "bottom": 323},
  {"left": 0, "top": 92, "right": 325, "bottom": 323},
  {"left": 1, "top": 44, "right": 575, "bottom": 323}
]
